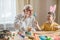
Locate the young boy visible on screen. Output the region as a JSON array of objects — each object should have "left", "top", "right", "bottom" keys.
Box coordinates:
[{"left": 36, "top": 12, "right": 60, "bottom": 31}]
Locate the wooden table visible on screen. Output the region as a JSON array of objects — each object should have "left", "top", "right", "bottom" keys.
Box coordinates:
[
  {"left": 33, "top": 31, "right": 60, "bottom": 40},
  {"left": 33, "top": 31, "right": 60, "bottom": 35}
]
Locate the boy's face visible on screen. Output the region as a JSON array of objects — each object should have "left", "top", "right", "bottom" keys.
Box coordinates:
[{"left": 47, "top": 14, "right": 53, "bottom": 22}]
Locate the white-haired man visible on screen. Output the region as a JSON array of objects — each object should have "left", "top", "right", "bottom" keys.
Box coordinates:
[
  {"left": 14, "top": 5, "right": 40, "bottom": 40},
  {"left": 14, "top": 5, "right": 39, "bottom": 32}
]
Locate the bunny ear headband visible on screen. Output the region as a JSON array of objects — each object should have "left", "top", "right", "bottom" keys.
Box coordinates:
[{"left": 49, "top": 5, "right": 56, "bottom": 13}]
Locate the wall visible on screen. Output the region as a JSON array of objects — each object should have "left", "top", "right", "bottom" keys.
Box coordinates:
[
  {"left": 58, "top": 0, "right": 60, "bottom": 24},
  {"left": 16, "top": 0, "right": 59, "bottom": 25},
  {"left": 16, "top": 0, "right": 30, "bottom": 14},
  {"left": 30, "top": 0, "right": 57, "bottom": 25},
  {"left": 16, "top": 0, "right": 24, "bottom": 13}
]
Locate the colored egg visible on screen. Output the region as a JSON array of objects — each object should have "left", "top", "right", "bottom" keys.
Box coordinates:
[
  {"left": 46, "top": 36, "right": 52, "bottom": 40},
  {"left": 53, "top": 36, "right": 60, "bottom": 40},
  {"left": 39, "top": 35, "right": 47, "bottom": 40}
]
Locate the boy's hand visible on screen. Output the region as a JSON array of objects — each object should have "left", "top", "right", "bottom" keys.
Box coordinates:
[
  {"left": 34, "top": 20, "right": 41, "bottom": 30},
  {"left": 34, "top": 20, "right": 38, "bottom": 26}
]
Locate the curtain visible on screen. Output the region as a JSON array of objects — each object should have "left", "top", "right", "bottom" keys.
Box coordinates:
[{"left": 0, "top": 0, "right": 16, "bottom": 24}]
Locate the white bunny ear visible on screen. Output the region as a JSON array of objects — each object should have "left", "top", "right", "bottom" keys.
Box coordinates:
[
  {"left": 53, "top": 5, "right": 56, "bottom": 13},
  {"left": 50, "top": 5, "right": 54, "bottom": 12},
  {"left": 49, "top": 5, "right": 56, "bottom": 13}
]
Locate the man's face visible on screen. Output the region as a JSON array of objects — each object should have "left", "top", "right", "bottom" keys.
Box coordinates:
[
  {"left": 24, "top": 10, "right": 32, "bottom": 17},
  {"left": 47, "top": 14, "right": 53, "bottom": 22}
]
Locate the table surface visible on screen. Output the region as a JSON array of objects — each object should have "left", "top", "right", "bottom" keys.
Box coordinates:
[{"left": 0, "top": 30, "right": 60, "bottom": 40}]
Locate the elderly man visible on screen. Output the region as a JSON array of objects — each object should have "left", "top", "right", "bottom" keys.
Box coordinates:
[
  {"left": 14, "top": 5, "right": 39, "bottom": 32},
  {"left": 14, "top": 5, "right": 40, "bottom": 40}
]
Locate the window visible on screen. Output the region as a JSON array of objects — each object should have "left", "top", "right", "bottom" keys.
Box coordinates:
[{"left": 0, "top": 0, "right": 16, "bottom": 24}]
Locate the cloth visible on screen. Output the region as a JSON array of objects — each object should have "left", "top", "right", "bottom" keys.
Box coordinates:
[
  {"left": 14, "top": 13, "right": 36, "bottom": 32},
  {"left": 41, "top": 21, "right": 59, "bottom": 31}
]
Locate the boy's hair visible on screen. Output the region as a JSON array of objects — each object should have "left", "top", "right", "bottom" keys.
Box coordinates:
[{"left": 48, "top": 12, "right": 56, "bottom": 20}]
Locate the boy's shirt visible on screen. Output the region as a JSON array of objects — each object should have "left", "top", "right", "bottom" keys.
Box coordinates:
[{"left": 41, "top": 21, "right": 59, "bottom": 31}]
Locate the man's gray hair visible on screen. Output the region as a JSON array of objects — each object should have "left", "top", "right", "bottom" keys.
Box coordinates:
[{"left": 23, "top": 5, "right": 33, "bottom": 12}]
